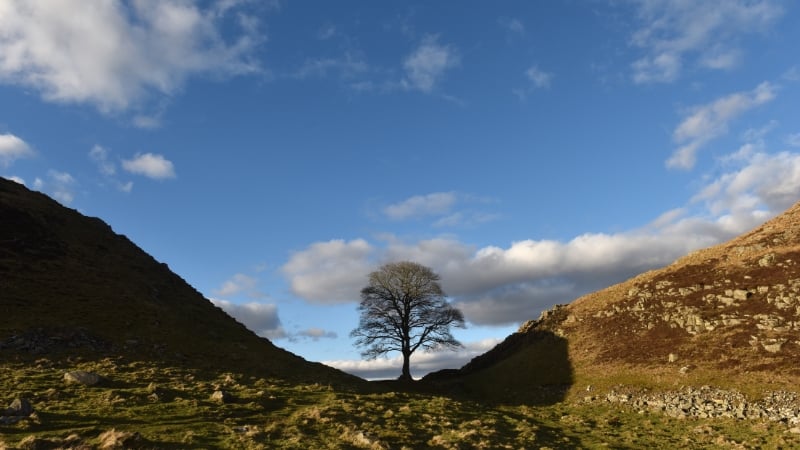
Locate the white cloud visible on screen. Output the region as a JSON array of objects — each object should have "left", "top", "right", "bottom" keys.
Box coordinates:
[
  {"left": 284, "top": 143, "right": 796, "bottom": 326},
  {"left": 630, "top": 0, "right": 783, "bottom": 83},
  {"left": 700, "top": 47, "right": 742, "bottom": 70},
  {"left": 33, "top": 170, "right": 77, "bottom": 204},
  {"left": 667, "top": 81, "right": 776, "bottom": 170},
  {"left": 6, "top": 176, "right": 25, "bottom": 185},
  {"left": 0, "top": 133, "right": 34, "bottom": 167},
  {"left": 211, "top": 299, "right": 286, "bottom": 340},
  {"left": 525, "top": 66, "right": 553, "bottom": 89},
  {"left": 294, "top": 328, "right": 338, "bottom": 341},
  {"left": 89, "top": 145, "right": 135, "bottom": 192},
  {"left": 0, "top": 0, "right": 262, "bottom": 113},
  {"left": 214, "top": 273, "right": 266, "bottom": 299},
  {"left": 89, "top": 145, "right": 116, "bottom": 176},
  {"left": 132, "top": 114, "right": 163, "bottom": 130},
  {"left": 122, "top": 153, "right": 176, "bottom": 180},
  {"left": 324, "top": 338, "right": 500, "bottom": 380},
  {"left": 786, "top": 133, "right": 800, "bottom": 148},
  {"left": 384, "top": 192, "right": 457, "bottom": 220},
  {"left": 282, "top": 239, "right": 374, "bottom": 304},
  {"left": 514, "top": 65, "right": 554, "bottom": 100},
  {"left": 693, "top": 151, "right": 800, "bottom": 216},
  {"left": 401, "top": 35, "right": 459, "bottom": 93}
]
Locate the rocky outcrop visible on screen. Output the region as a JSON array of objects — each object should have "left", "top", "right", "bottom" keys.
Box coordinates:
[{"left": 0, "top": 328, "right": 112, "bottom": 355}]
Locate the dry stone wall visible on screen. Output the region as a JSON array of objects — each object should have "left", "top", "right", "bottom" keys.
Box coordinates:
[{"left": 598, "top": 386, "right": 800, "bottom": 423}]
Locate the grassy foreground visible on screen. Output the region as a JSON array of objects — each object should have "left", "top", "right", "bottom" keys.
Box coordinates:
[{"left": 2, "top": 358, "right": 800, "bottom": 449}]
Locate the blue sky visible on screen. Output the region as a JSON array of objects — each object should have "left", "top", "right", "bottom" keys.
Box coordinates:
[{"left": 2, "top": 0, "right": 799, "bottom": 379}]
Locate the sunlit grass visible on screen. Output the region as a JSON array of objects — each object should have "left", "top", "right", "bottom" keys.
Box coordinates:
[{"left": 3, "top": 358, "right": 800, "bottom": 449}]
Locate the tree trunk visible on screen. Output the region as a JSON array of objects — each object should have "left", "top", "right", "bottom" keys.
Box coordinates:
[{"left": 399, "top": 350, "right": 412, "bottom": 381}]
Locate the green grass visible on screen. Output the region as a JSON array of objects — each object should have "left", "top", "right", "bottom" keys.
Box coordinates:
[{"left": 3, "top": 358, "right": 800, "bottom": 449}]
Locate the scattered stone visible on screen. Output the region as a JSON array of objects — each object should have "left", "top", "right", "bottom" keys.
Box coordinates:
[
  {"left": 64, "top": 370, "right": 102, "bottom": 386},
  {"left": 1, "top": 398, "right": 35, "bottom": 425},
  {"left": 603, "top": 386, "right": 800, "bottom": 423},
  {"left": 6, "top": 398, "right": 34, "bottom": 416},
  {"left": 18, "top": 436, "right": 55, "bottom": 450},
  {"left": 0, "top": 328, "right": 111, "bottom": 354},
  {"left": 210, "top": 390, "right": 234, "bottom": 403},
  {"left": 98, "top": 429, "right": 143, "bottom": 449},
  {"left": 759, "top": 253, "right": 776, "bottom": 267},
  {"left": 762, "top": 340, "right": 785, "bottom": 353},
  {"left": 668, "top": 353, "right": 679, "bottom": 363}
]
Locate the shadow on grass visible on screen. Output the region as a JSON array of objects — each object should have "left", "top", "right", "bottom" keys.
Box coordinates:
[
  {"left": 361, "top": 328, "right": 581, "bottom": 447},
  {"left": 419, "top": 326, "right": 574, "bottom": 406}
]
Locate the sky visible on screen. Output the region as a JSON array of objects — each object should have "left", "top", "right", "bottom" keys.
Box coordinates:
[{"left": 1, "top": 0, "right": 800, "bottom": 380}]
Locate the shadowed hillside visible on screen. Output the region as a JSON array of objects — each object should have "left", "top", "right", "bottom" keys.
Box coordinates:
[
  {"left": 431, "top": 200, "right": 800, "bottom": 403},
  {"left": 0, "top": 177, "right": 358, "bottom": 385},
  {"left": 424, "top": 306, "right": 573, "bottom": 405}
]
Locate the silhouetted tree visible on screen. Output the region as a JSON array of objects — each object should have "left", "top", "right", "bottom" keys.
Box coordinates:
[{"left": 351, "top": 261, "right": 465, "bottom": 381}]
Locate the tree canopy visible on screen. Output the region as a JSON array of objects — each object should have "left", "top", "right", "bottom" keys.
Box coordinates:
[{"left": 350, "top": 261, "right": 465, "bottom": 381}]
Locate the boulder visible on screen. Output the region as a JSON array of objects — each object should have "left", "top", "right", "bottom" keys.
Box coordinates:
[
  {"left": 210, "top": 390, "right": 234, "bottom": 403},
  {"left": 5, "top": 398, "right": 34, "bottom": 416},
  {"left": 64, "top": 370, "right": 102, "bottom": 386}
]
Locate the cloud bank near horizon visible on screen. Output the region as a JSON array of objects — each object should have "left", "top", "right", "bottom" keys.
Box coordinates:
[{"left": 282, "top": 143, "right": 800, "bottom": 326}]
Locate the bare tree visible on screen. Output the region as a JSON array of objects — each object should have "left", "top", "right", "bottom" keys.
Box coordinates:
[{"left": 351, "top": 261, "right": 465, "bottom": 381}]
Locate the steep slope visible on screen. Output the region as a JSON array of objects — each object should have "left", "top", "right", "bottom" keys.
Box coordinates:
[
  {"left": 432, "top": 200, "right": 800, "bottom": 398},
  {"left": 0, "top": 177, "right": 357, "bottom": 384}
]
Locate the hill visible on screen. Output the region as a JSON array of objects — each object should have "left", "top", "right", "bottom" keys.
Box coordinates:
[
  {"left": 0, "top": 176, "right": 356, "bottom": 385},
  {"left": 3, "top": 176, "right": 800, "bottom": 448},
  {"left": 429, "top": 200, "right": 800, "bottom": 409}
]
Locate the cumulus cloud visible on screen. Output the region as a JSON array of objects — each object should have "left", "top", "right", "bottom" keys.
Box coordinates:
[
  {"left": 401, "top": 35, "right": 459, "bottom": 93},
  {"left": 693, "top": 151, "right": 800, "bottom": 216},
  {"left": 630, "top": 0, "right": 783, "bottom": 83},
  {"left": 122, "top": 153, "right": 176, "bottom": 180},
  {"left": 33, "top": 170, "right": 77, "bottom": 205},
  {"left": 6, "top": 176, "right": 25, "bottom": 185},
  {"left": 0, "top": 133, "right": 35, "bottom": 167},
  {"left": 324, "top": 338, "right": 501, "bottom": 380},
  {"left": 283, "top": 142, "right": 797, "bottom": 326},
  {"left": 282, "top": 239, "right": 373, "bottom": 303},
  {"left": 210, "top": 299, "right": 286, "bottom": 340},
  {"left": 0, "top": 0, "right": 262, "bottom": 113},
  {"left": 214, "top": 273, "right": 267, "bottom": 299},
  {"left": 667, "top": 81, "right": 776, "bottom": 170}
]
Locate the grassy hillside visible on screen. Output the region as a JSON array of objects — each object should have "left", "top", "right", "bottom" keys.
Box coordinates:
[
  {"left": 0, "top": 177, "right": 355, "bottom": 384},
  {"left": 4, "top": 176, "right": 800, "bottom": 447},
  {"left": 426, "top": 200, "right": 800, "bottom": 417}
]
